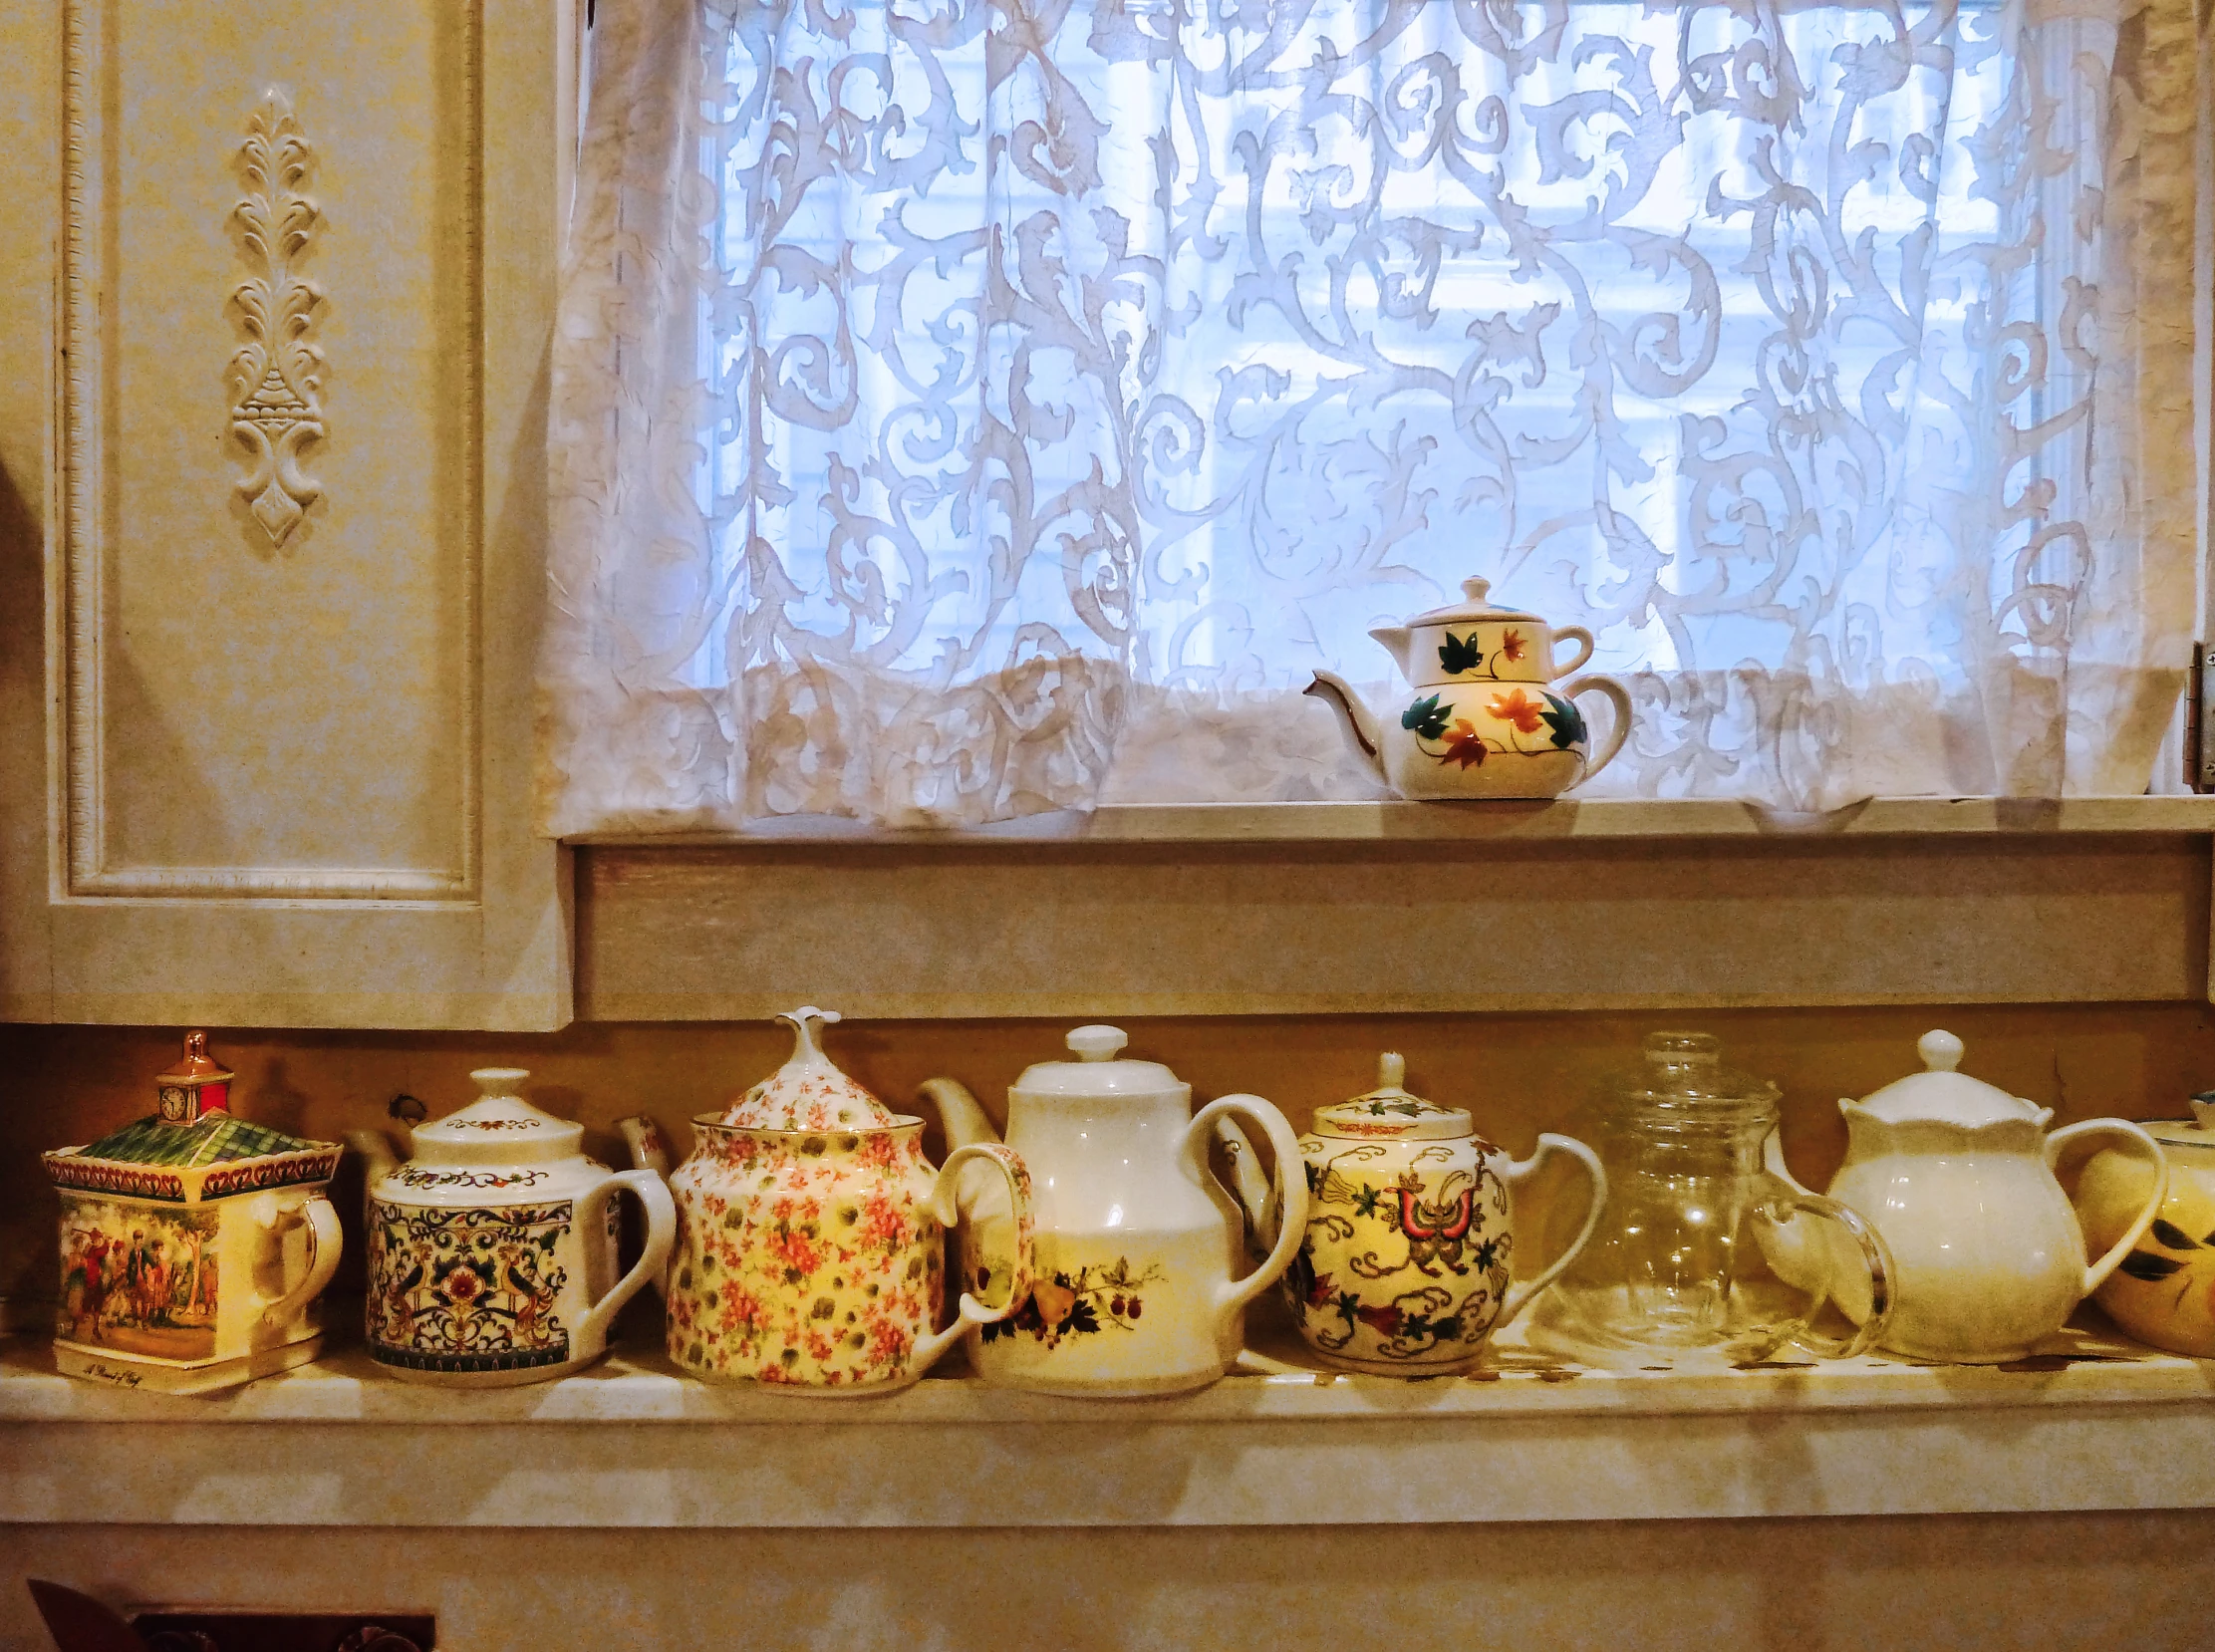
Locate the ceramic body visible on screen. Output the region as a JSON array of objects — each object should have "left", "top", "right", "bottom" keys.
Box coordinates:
[
  {"left": 2078, "top": 1102, "right": 2215, "bottom": 1356},
  {"left": 1306, "top": 577, "right": 1631, "bottom": 801},
  {"left": 46, "top": 1033, "right": 344, "bottom": 1395},
  {"left": 1768, "top": 1031, "right": 2166, "bottom": 1363},
  {"left": 1284, "top": 1057, "right": 1607, "bottom": 1373},
  {"left": 934, "top": 1025, "right": 1310, "bottom": 1397},
  {"left": 360, "top": 1069, "right": 675, "bottom": 1388},
  {"left": 666, "top": 1120, "right": 1031, "bottom": 1391}
]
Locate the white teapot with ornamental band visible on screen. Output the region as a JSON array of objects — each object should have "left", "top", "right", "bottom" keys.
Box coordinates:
[
  {"left": 350, "top": 1068, "right": 676, "bottom": 1386},
  {"left": 1305, "top": 576, "right": 1632, "bottom": 799},
  {"left": 920, "top": 1025, "right": 1310, "bottom": 1397},
  {"left": 1762, "top": 1030, "right": 2168, "bottom": 1363}
]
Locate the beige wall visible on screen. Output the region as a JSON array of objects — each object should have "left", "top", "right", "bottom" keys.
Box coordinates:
[
  {"left": 8, "top": 1002, "right": 2215, "bottom": 1309},
  {"left": 8, "top": 1514, "right": 2215, "bottom": 1652}
]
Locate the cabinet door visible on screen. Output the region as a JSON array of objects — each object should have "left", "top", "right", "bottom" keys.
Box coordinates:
[{"left": 0, "top": 0, "right": 571, "bottom": 1028}]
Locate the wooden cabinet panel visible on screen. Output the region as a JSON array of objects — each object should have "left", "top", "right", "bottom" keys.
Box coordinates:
[{"left": 0, "top": 0, "right": 569, "bottom": 1027}]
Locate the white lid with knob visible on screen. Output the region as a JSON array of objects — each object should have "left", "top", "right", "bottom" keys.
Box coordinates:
[
  {"left": 1845, "top": 1030, "right": 2052, "bottom": 1130},
  {"left": 1311, "top": 1052, "right": 1474, "bottom": 1141},
  {"left": 1008, "top": 1025, "right": 1192, "bottom": 1100},
  {"left": 410, "top": 1068, "right": 587, "bottom": 1166}
]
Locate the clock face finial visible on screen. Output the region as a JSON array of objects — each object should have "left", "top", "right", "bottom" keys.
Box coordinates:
[{"left": 155, "top": 1029, "right": 234, "bottom": 1124}]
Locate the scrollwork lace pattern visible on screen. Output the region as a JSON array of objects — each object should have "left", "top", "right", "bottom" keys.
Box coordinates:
[{"left": 543, "top": 0, "right": 2195, "bottom": 830}]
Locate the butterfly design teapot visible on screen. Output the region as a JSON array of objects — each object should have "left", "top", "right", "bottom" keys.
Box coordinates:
[{"left": 1306, "top": 577, "right": 1631, "bottom": 799}]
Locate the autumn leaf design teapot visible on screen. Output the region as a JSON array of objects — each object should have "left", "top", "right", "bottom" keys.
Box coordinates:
[{"left": 1306, "top": 576, "right": 1632, "bottom": 799}]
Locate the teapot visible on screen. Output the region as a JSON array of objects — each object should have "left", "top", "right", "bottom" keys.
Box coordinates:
[
  {"left": 1279, "top": 1053, "right": 1607, "bottom": 1373},
  {"left": 631, "top": 1007, "right": 1035, "bottom": 1393},
  {"left": 1763, "top": 1030, "right": 2167, "bottom": 1363},
  {"left": 2076, "top": 1095, "right": 2215, "bottom": 1357},
  {"left": 1305, "top": 576, "right": 1631, "bottom": 799},
  {"left": 350, "top": 1068, "right": 676, "bottom": 1386},
  {"left": 920, "top": 1025, "right": 1309, "bottom": 1396},
  {"left": 45, "top": 1031, "right": 344, "bottom": 1394}
]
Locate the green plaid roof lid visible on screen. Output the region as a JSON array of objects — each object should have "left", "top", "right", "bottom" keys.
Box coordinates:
[{"left": 77, "top": 1108, "right": 317, "bottom": 1168}]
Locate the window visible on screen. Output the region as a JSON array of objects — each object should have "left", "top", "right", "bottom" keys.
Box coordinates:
[{"left": 544, "top": 0, "right": 2197, "bottom": 831}]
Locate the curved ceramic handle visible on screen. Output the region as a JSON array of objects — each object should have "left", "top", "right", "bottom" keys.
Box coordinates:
[
  {"left": 258, "top": 1195, "right": 343, "bottom": 1330},
  {"left": 1185, "top": 1095, "right": 1311, "bottom": 1341},
  {"left": 573, "top": 1168, "right": 678, "bottom": 1353},
  {"left": 1549, "top": 625, "right": 1595, "bottom": 678},
  {"left": 614, "top": 1116, "right": 675, "bottom": 1301},
  {"left": 913, "top": 1143, "right": 1037, "bottom": 1373},
  {"left": 2047, "top": 1119, "right": 2169, "bottom": 1296},
  {"left": 1495, "top": 1134, "right": 1606, "bottom": 1328},
  {"left": 1559, "top": 674, "right": 1632, "bottom": 784},
  {"left": 1210, "top": 1115, "right": 1278, "bottom": 1260}
]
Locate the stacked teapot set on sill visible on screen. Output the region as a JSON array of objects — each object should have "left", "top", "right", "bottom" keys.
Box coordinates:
[{"left": 37, "top": 1020, "right": 2214, "bottom": 1396}]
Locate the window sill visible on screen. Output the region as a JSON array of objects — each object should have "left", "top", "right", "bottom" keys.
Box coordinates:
[
  {"left": 568, "top": 794, "right": 2215, "bottom": 847},
  {"left": 5, "top": 1322, "right": 2209, "bottom": 1527}
]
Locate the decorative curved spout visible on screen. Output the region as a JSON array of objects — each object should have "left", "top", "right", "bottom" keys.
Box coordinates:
[{"left": 1304, "top": 671, "right": 1388, "bottom": 783}]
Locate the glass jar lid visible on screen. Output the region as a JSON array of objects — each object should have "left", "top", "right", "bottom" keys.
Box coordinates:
[
  {"left": 1604, "top": 1031, "right": 1782, "bottom": 1125},
  {"left": 1310, "top": 1053, "right": 1472, "bottom": 1140}
]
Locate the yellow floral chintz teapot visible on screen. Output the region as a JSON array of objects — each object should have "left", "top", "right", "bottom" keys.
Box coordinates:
[
  {"left": 639, "top": 1007, "right": 1035, "bottom": 1394},
  {"left": 1306, "top": 576, "right": 1632, "bottom": 799}
]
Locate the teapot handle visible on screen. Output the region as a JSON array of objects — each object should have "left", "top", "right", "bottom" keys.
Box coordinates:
[
  {"left": 2046, "top": 1119, "right": 2169, "bottom": 1296},
  {"left": 1495, "top": 1135, "right": 1607, "bottom": 1329},
  {"left": 1558, "top": 675, "right": 1632, "bottom": 784},
  {"left": 256, "top": 1193, "right": 343, "bottom": 1330},
  {"left": 573, "top": 1168, "right": 678, "bottom": 1352},
  {"left": 1186, "top": 1095, "right": 1311, "bottom": 1340},
  {"left": 911, "top": 1143, "right": 1037, "bottom": 1374},
  {"left": 1549, "top": 626, "right": 1595, "bottom": 677}
]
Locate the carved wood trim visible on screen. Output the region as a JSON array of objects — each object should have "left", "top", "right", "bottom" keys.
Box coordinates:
[{"left": 57, "top": 1, "right": 484, "bottom": 903}]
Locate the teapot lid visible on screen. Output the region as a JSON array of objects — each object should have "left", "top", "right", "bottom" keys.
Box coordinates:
[
  {"left": 411, "top": 1068, "right": 585, "bottom": 1165},
  {"left": 1848, "top": 1031, "right": 2049, "bottom": 1129},
  {"left": 720, "top": 1007, "right": 900, "bottom": 1131},
  {"left": 1010, "top": 1025, "right": 1190, "bottom": 1099},
  {"left": 1403, "top": 576, "right": 1541, "bottom": 628},
  {"left": 45, "top": 1030, "right": 343, "bottom": 1204},
  {"left": 1606, "top": 1031, "right": 1779, "bottom": 1122},
  {"left": 2140, "top": 1095, "right": 2215, "bottom": 1156},
  {"left": 1311, "top": 1053, "right": 1473, "bottom": 1141}
]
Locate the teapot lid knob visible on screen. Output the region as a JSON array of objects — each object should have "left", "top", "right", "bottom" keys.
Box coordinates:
[
  {"left": 1377, "top": 1051, "right": 1407, "bottom": 1089},
  {"left": 1460, "top": 576, "right": 1492, "bottom": 604},
  {"left": 775, "top": 1005, "right": 842, "bottom": 1065},
  {"left": 470, "top": 1066, "right": 530, "bottom": 1098},
  {"left": 1917, "top": 1029, "right": 1964, "bottom": 1072},
  {"left": 1066, "top": 1024, "right": 1128, "bottom": 1062}
]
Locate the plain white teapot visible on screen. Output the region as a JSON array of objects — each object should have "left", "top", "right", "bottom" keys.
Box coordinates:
[
  {"left": 921, "top": 1025, "right": 1309, "bottom": 1396},
  {"left": 1763, "top": 1030, "right": 2166, "bottom": 1363}
]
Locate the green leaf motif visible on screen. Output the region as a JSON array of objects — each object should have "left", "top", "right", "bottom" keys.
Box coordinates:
[
  {"left": 1402, "top": 693, "right": 1452, "bottom": 740},
  {"left": 2150, "top": 1219, "right": 2199, "bottom": 1250},
  {"left": 1437, "top": 632, "right": 1483, "bottom": 675},
  {"left": 1539, "top": 692, "right": 1586, "bottom": 750}
]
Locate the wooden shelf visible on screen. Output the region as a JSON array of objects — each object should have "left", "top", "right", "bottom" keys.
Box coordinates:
[{"left": 7, "top": 1322, "right": 2214, "bottom": 1529}]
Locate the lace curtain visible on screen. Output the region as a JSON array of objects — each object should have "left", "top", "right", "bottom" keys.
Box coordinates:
[{"left": 543, "top": 0, "right": 2199, "bottom": 832}]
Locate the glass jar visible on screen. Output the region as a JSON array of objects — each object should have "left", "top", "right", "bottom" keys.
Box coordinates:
[{"left": 1528, "top": 1032, "right": 1893, "bottom": 1367}]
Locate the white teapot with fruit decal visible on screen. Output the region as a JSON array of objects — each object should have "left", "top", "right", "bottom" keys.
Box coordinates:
[
  {"left": 1306, "top": 577, "right": 1631, "bottom": 799},
  {"left": 921, "top": 1025, "right": 1309, "bottom": 1397}
]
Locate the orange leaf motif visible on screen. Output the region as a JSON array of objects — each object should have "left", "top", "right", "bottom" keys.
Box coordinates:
[
  {"left": 1501, "top": 629, "right": 1525, "bottom": 663},
  {"left": 1443, "top": 719, "right": 1490, "bottom": 768},
  {"left": 1490, "top": 688, "right": 1545, "bottom": 734}
]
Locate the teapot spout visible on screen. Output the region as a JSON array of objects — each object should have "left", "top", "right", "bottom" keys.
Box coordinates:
[
  {"left": 919, "top": 1077, "right": 1002, "bottom": 1149},
  {"left": 1304, "top": 671, "right": 1388, "bottom": 784}
]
